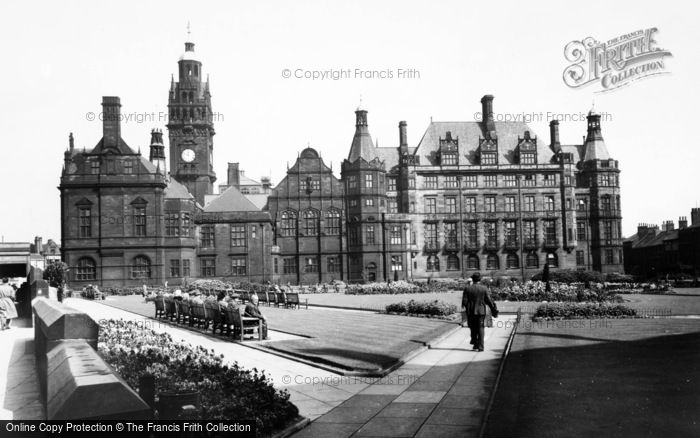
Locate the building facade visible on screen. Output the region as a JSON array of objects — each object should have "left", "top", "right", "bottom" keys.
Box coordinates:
[
  {"left": 59, "top": 37, "right": 625, "bottom": 286},
  {"left": 624, "top": 209, "right": 700, "bottom": 279}
]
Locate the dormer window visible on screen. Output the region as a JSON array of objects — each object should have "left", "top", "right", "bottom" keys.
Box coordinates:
[
  {"left": 481, "top": 152, "right": 497, "bottom": 165},
  {"left": 479, "top": 138, "right": 498, "bottom": 165},
  {"left": 517, "top": 131, "right": 537, "bottom": 165},
  {"left": 439, "top": 131, "right": 459, "bottom": 166}
]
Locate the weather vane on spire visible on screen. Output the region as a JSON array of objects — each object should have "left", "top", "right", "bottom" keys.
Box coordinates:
[{"left": 187, "top": 21, "right": 191, "bottom": 40}]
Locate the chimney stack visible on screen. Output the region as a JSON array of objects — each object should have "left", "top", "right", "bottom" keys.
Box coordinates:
[
  {"left": 227, "top": 162, "right": 240, "bottom": 189},
  {"left": 34, "top": 236, "right": 42, "bottom": 254},
  {"left": 101, "top": 96, "right": 121, "bottom": 148},
  {"left": 679, "top": 216, "right": 688, "bottom": 229},
  {"left": 637, "top": 223, "right": 659, "bottom": 239},
  {"left": 662, "top": 220, "right": 675, "bottom": 232},
  {"left": 691, "top": 208, "right": 700, "bottom": 226},
  {"left": 480, "top": 95, "right": 496, "bottom": 139},
  {"left": 549, "top": 120, "right": 560, "bottom": 148},
  {"left": 399, "top": 121, "right": 408, "bottom": 150}
]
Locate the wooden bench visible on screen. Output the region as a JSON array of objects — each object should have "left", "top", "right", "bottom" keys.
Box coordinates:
[
  {"left": 259, "top": 291, "right": 269, "bottom": 306},
  {"left": 275, "top": 292, "right": 287, "bottom": 308},
  {"left": 189, "top": 302, "right": 206, "bottom": 328},
  {"left": 154, "top": 296, "right": 165, "bottom": 319},
  {"left": 176, "top": 300, "right": 190, "bottom": 325},
  {"left": 223, "top": 306, "right": 262, "bottom": 341},
  {"left": 285, "top": 292, "right": 308, "bottom": 309},
  {"left": 203, "top": 300, "right": 223, "bottom": 334}
]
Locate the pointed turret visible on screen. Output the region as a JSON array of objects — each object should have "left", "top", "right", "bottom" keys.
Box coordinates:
[
  {"left": 347, "top": 105, "right": 376, "bottom": 163},
  {"left": 149, "top": 128, "right": 166, "bottom": 172},
  {"left": 583, "top": 108, "right": 610, "bottom": 161}
]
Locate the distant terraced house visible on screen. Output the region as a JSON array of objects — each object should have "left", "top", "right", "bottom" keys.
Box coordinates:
[{"left": 58, "top": 37, "right": 624, "bottom": 287}]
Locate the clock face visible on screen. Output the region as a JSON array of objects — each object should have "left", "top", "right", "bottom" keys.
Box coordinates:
[{"left": 181, "top": 148, "right": 196, "bottom": 162}]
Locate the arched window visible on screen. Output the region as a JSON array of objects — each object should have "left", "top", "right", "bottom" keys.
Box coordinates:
[
  {"left": 447, "top": 254, "right": 460, "bottom": 271},
  {"left": 303, "top": 210, "right": 319, "bottom": 236},
  {"left": 131, "top": 256, "right": 151, "bottom": 279},
  {"left": 486, "top": 253, "right": 499, "bottom": 270},
  {"left": 188, "top": 91, "right": 194, "bottom": 103},
  {"left": 506, "top": 253, "right": 519, "bottom": 269},
  {"left": 280, "top": 211, "right": 297, "bottom": 237},
  {"left": 466, "top": 254, "right": 480, "bottom": 270},
  {"left": 526, "top": 252, "right": 539, "bottom": 268},
  {"left": 326, "top": 209, "right": 341, "bottom": 235},
  {"left": 427, "top": 255, "right": 440, "bottom": 272},
  {"left": 76, "top": 257, "right": 96, "bottom": 281},
  {"left": 546, "top": 252, "right": 558, "bottom": 268}
]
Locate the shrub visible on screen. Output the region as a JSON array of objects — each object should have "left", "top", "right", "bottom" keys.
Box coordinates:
[
  {"left": 385, "top": 299, "right": 458, "bottom": 317},
  {"left": 98, "top": 319, "right": 298, "bottom": 433},
  {"left": 533, "top": 302, "right": 637, "bottom": 320}
]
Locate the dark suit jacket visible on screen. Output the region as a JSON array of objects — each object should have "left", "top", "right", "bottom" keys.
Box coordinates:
[
  {"left": 244, "top": 303, "right": 264, "bottom": 320},
  {"left": 462, "top": 284, "right": 498, "bottom": 317}
]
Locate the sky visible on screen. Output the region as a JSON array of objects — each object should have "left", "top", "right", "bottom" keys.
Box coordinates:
[{"left": 0, "top": 0, "right": 698, "bottom": 242}]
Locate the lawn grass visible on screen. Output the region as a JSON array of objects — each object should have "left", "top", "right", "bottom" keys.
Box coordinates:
[
  {"left": 99, "top": 295, "right": 456, "bottom": 375},
  {"left": 485, "top": 318, "right": 700, "bottom": 437}
]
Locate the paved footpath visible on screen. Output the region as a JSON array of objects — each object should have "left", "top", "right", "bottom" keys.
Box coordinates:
[
  {"left": 0, "top": 318, "right": 45, "bottom": 420},
  {"left": 292, "top": 315, "right": 516, "bottom": 438}
]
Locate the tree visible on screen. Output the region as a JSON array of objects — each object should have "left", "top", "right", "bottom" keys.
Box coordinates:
[{"left": 44, "top": 262, "right": 69, "bottom": 288}]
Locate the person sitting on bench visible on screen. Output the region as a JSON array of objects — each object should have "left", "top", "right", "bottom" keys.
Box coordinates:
[{"left": 244, "top": 294, "right": 268, "bottom": 340}]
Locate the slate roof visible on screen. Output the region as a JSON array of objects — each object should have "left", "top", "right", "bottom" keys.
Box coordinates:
[
  {"left": 164, "top": 177, "right": 194, "bottom": 199},
  {"left": 625, "top": 229, "right": 679, "bottom": 249},
  {"left": 413, "top": 121, "right": 556, "bottom": 165},
  {"left": 203, "top": 185, "right": 261, "bottom": 212},
  {"left": 347, "top": 126, "right": 376, "bottom": 162},
  {"left": 374, "top": 147, "right": 417, "bottom": 170}
]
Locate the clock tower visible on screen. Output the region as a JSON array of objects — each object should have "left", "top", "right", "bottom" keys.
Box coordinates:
[{"left": 167, "top": 31, "right": 216, "bottom": 206}]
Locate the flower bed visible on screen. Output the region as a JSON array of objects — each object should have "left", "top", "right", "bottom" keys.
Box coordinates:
[
  {"left": 97, "top": 319, "right": 298, "bottom": 433},
  {"left": 492, "top": 281, "right": 622, "bottom": 303},
  {"left": 385, "top": 299, "right": 458, "bottom": 318},
  {"left": 533, "top": 302, "right": 637, "bottom": 320}
]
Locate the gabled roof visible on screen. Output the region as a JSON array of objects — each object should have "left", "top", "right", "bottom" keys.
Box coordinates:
[
  {"left": 414, "top": 121, "right": 555, "bottom": 165},
  {"left": 89, "top": 137, "right": 137, "bottom": 156},
  {"left": 164, "top": 177, "right": 194, "bottom": 199},
  {"left": 203, "top": 185, "right": 260, "bottom": 212}
]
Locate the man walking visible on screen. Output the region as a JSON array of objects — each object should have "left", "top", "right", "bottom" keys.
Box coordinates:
[{"left": 462, "top": 273, "right": 498, "bottom": 351}]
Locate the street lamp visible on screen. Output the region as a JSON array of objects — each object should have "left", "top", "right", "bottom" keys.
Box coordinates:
[{"left": 457, "top": 175, "right": 465, "bottom": 278}]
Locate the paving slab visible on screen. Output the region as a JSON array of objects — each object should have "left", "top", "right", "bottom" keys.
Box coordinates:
[
  {"left": 293, "top": 316, "right": 517, "bottom": 437},
  {"left": 0, "top": 318, "right": 44, "bottom": 420}
]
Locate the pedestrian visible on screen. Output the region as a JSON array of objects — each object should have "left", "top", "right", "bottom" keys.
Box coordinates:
[
  {"left": 0, "top": 277, "right": 19, "bottom": 330},
  {"left": 462, "top": 273, "right": 499, "bottom": 352}
]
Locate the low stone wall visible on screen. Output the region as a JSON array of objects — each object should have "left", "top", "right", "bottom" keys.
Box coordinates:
[{"left": 32, "top": 297, "right": 151, "bottom": 420}]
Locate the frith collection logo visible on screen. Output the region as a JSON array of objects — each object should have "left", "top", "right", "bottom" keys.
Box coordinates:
[{"left": 563, "top": 28, "right": 672, "bottom": 92}]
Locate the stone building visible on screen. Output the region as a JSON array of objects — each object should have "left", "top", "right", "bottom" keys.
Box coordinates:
[
  {"left": 59, "top": 36, "right": 625, "bottom": 285},
  {"left": 59, "top": 98, "right": 198, "bottom": 287},
  {"left": 624, "top": 209, "right": 700, "bottom": 279},
  {"left": 266, "top": 148, "right": 346, "bottom": 284}
]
